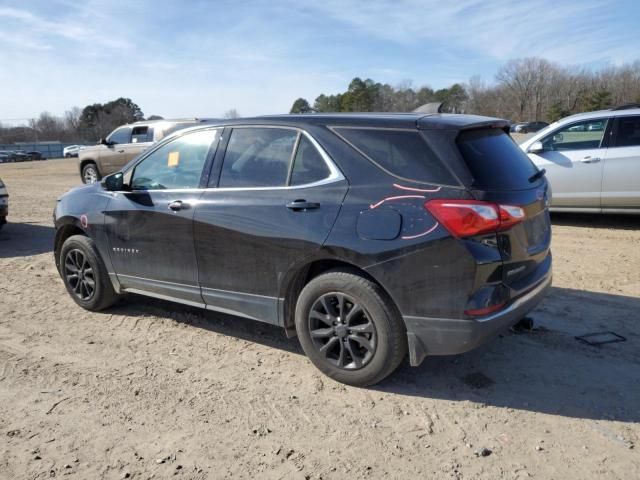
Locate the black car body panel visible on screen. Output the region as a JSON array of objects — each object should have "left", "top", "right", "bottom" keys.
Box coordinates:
[{"left": 54, "top": 113, "right": 552, "bottom": 369}]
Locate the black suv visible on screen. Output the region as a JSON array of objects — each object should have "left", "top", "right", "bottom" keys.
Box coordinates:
[{"left": 54, "top": 113, "right": 552, "bottom": 386}]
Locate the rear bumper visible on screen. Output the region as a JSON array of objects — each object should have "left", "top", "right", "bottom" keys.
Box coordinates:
[{"left": 404, "top": 271, "right": 552, "bottom": 366}]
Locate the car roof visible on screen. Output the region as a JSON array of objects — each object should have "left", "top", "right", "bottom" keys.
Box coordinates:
[{"left": 194, "top": 112, "right": 510, "bottom": 131}]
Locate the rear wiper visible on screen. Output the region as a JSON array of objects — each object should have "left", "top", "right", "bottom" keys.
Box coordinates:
[{"left": 528, "top": 168, "right": 546, "bottom": 183}]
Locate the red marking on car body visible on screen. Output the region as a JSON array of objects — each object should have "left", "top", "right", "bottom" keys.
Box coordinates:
[
  {"left": 80, "top": 214, "right": 88, "bottom": 228},
  {"left": 401, "top": 222, "right": 439, "bottom": 240},
  {"left": 393, "top": 183, "right": 442, "bottom": 193},
  {"left": 369, "top": 195, "right": 425, "bottom": 210}
]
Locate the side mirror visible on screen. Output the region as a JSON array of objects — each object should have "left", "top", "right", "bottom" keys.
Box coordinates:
[
  {"left": 528, "top": 141, "right": 545, "bottom": 154},
  {"left": 102, "top": 172, "right": 124, "bottom": 191},
  {"left": 100, "top": 138, "right": 114, "bottom": 147}
]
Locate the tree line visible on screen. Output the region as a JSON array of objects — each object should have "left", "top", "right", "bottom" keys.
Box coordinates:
[{"left": 290, "top": 57, "right": 640, "bottom": 122}]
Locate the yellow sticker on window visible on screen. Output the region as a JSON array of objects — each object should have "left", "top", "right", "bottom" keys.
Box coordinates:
[{"left": 167, "top": 151, "right": 180, "bottom": 167}]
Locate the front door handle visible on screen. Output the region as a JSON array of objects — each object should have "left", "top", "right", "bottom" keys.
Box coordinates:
[
  {"left": 117, "top": 149, "right": 125, "bottom": 153},
  {"left": 580, "top": 156, "right": 601, "bottom": 163},
  {"left": 168, "top": 200, "right": 186, "bottom": 211},
  {"left": 286, "top": 199, "right": 320, "bottom": 211}
]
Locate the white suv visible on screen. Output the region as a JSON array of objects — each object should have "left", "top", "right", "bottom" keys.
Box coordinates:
[{"left": 519, "top": 104, "right": 640, "bottom": 213}]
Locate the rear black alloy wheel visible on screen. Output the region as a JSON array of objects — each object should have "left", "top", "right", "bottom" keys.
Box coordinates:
[
  {"left": 64, "top": 248, "right": 96, "bottom": 301},
  {"left": 295, "top": 270, "right": 407, "bottom": 386},
  {"left": 308, "top": 292, "right": 376, "bottom": 370}
]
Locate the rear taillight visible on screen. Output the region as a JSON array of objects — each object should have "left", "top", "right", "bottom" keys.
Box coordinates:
[{"left": 425, "top": 199, "right": 525, "bottom": 238}]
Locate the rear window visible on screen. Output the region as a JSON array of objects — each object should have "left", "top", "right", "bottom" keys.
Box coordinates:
[
  {"left": 334, "top": 127, "right": 457, "bottom": 185},
  {"left": 457, "top": 128, "right": 540, "bottom": 190}
]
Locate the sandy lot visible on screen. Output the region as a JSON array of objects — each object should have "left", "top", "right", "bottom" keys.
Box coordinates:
[{"left": 0, "top": 159, "right": 638, "bottom": 479}]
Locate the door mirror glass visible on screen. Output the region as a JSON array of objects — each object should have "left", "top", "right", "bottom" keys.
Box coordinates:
[
  {"left": 102, "top": 172, "right": 124, "bottom": 191},
  {"left": 528, "top": 141, "right": 545, "bottom": 154}
]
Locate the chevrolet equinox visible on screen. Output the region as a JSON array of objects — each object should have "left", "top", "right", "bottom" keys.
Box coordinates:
[{"left": 54, "top": 113, "right": 552, "bottom": 386}]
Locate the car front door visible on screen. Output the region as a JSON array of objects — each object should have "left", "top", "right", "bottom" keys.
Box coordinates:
[
  {"left": 528, "top": 118, "right": 609, "bottom": 208},
  {"left": 601, "top": 115, "right": 640, "bottom": 208},
  {"left": 104, "top": 128, "right": 221, "bottom": 304},
  {"left": 193, "top": 126, "right": 348, "bottom": 324}
]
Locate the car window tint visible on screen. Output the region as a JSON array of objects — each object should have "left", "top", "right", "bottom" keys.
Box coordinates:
[
  {"left": 219, "top": 128, "right": 297, "bottom": 188},
  {"left": 614, "top": 116, "right": 640, "bottom": 147},
  {"left": 290, "top": 135, "right": 331, "bottom": 186},
  {"left": 542, "top": 119, "right": 607, "bottom": 151},
  {"left": 131, "top": 129, "right": 219, "bottom": 190},
  {"left": 457, "top": 128, "right": 539, "bottom": 190},
  {"left": 131, "top": 126, "right": 148, "bottom": 144},
  {"left": 107, "top": 127, "right": 132, "bottom": 145},
  {"left": 334, "top": 128, "right": 457, "bottom": 185}
]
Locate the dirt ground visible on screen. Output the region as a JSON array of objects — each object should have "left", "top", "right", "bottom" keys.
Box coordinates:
[{"left": 0, "top": 158, "right": 638, "bottom": 480}]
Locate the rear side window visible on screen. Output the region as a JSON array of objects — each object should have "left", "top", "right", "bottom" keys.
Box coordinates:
[
  {"left": 290, "top": 136, "right": 331, "bottom": 186},
  {"left": 219, "top": 128, "right": 297, "bottom": 188},
  {"left": 131, "top": 126, "right": 149, "bottom": 143},
  {"left": 613, "top": 116, "right": 640, "bottom": 147},
  {"left": 457, "top": 128, "right": 539, "bottom": 190},
  {"left": 334, "top": 128, "right": 457, "bottom": 185}
]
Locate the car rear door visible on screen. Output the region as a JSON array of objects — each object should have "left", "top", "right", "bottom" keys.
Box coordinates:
[
  {"left": 193, "top": 126, "right": 348, "bottom": 324},
  {"left": 601, "top": 115, "right": 640, "bottom": 208},
  {"left": 104, "top": 128, "right": 221, "bottom": 304},
  {"left": 526, "top": 118, "right": 609, "bottom": 209}
]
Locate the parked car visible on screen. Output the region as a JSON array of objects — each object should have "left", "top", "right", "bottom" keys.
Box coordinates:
[
  {"left": 0, "top": 152, "right": 10, "bottom": 163},
  {"left": 26, "top": 151, "right": 44, "bottom": 161},
  {"left": 520, "top": 104, "right": 640, "bottom": 213},
  {"left": 513, "top": 121, "right": 549, "bottom": 134},
  {"left": 55, "top": 113, "right": 552, "bottom": 386},
  {"left": 78, "top": 119, "right": 210, "bottom": 183},
  {"left": 63, "top": 145, "right": 84, "bottom": 158},
  {"left": 6, "top": 150, "right": 29, "bottom": 162},
  {"left": 0, "top": 177, "right": 8, "bottom": 231}
]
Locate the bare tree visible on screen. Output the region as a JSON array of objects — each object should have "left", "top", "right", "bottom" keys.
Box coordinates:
[{"left": 223, "top": 109, "right": 241, "bottom": 119}]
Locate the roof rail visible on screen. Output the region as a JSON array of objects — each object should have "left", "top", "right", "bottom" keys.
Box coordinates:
[{"left": 611, "top": 103, "right": 640, "bottom": 111}]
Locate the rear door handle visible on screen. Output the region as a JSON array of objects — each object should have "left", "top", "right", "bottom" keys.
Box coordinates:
[
  {"left": 580, "top": 156, "right": 601, "bottom": 163},
  {"left": 168, "top": 200, "right": 187, "bottom": 211},
  {"left": 286, "top": 199, "right": 320, "bottom": 211}
]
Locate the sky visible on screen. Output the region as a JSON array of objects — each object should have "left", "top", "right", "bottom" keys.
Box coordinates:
[{"left": 1, "top": 0, "right": 639, "bottom": 123}]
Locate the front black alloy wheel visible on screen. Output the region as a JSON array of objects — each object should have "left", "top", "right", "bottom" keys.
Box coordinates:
[
  {"left": 59, "top": 235, "right": 118, "bottom": 311},
  {"left": 64, "top": 248, "right": 96, "bottom": 301},
  {"left": 308, "top": 292, "right": 376, "bottom": 370},
  {"left": 295, "top": 270, "right": 407, "bottom": 387}
]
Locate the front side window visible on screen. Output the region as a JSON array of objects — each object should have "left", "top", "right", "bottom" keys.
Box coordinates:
[
  {"left": 219, "top": 128, "right": 297, "bottom": 188},
  {"left": 613, "top": 116, "right": 640, "bottom": 148},
  {"left": 542, "top": 119, "right": 608, "bottom": 151},
  {"left": 107, "top": 127, "right": 132, "bottom": 145},
  {"left": 334, "top": 127, "right": 457, "bottom": 184},
  {"left": 131, "top": 129, "right": 219, "bottom": 190}
]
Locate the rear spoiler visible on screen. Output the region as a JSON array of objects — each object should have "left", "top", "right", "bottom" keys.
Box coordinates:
[{"left": 416, "top": 114, "right": 510, "bottom": 133}]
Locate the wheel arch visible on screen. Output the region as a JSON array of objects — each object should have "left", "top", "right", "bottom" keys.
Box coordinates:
[
  {"left": 280, "top": 257, "right": 398, "bottom": 338},
  {"left": 79, "top": 158, "right": 101, "bottom": 177},
  {"left": 54, "top": 218, "right": 87, "bottom": 272}
]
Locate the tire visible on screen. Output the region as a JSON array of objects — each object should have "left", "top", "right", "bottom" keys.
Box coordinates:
[
  {"left": 81, "top": 163, "right": 100, "bottom": 184},
  {"left": 295, "top": 269, "right": 407, "bottom": 387},
  {"left": 59, "top": 235, "right": 118, "bottom": 311},
  {"left": 65, "top": 153, "right": 71, "bottom": 158}
]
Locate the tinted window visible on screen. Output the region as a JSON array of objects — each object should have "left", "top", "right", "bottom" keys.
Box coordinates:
[
  {"left": 131, "top": 129, "right": 219, "bottom": 190},
  {"left": 457, "top": 128, "right": 539, "bottom": 190},
  {"left": 219, "top": 128, "right": 297, "bottom": 188},
  {"left": 541, "top": 119, "right": 607, "bottom": 151},
  {"left": 107, "top": 127, "right": 131, "bottom": 145},
  {"left": 131, "top": 126, "right": 149, "bottom": 143},
  {"left": 290, "top": 135, "right": 331, "bottom": 186},
  {"left": 613, "top": 116, "right": 640, "bottom": 147},
  {"left": 335, "top": 128, "right": 456, "bottom": 184}
]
